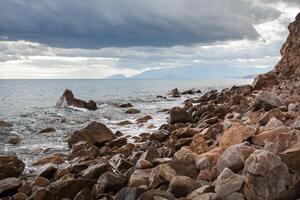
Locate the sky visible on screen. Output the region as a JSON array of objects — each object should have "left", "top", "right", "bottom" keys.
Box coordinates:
[{"left": 0, "top": 0, "right": 299, "bottom": 79}]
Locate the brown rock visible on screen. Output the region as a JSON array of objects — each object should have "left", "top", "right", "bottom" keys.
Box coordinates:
[
  {"left": 125, "top": 108, "right": 141, "bottom": 114},
  {"left": 254, "top": 91, "right": 285, "bottom": 111},
  {"left": 38, "top": 127, "right": 56, "bottom": 134},
  {"left": 28, "top": 188, "right": 55, "bottom": 200},
  {"left": 251, "top": 126, "right": 290, "bottom": 146},
  {"left": 174, "top": 146, "right": 198, "bottom": 160},
  {"left": 128, "top": 169, "right": 152, "bottom": 187},
  {"left": 0, "top": 119, "right": 13, "bottom": 128},
  {"left": 116, "top": 120, "right": 132, "bottom": 126},
  {"left": 98, "top": 172, "right": 128, "bottom": 193},
  {"left": 30, "top": 177, "right": 50, "bottom": 188},
  {"left": 68, "top": 121, "right": 116, "bottom": 147},
  {"left": 197, "top": 166, "right": 218, "bottom": 182},
  {"left": 80, "top": 162, "right": 112, "bottom": 179},
  {"left": 33, "top": 154, "right": 64, "bottom": 166},
  {"left": 7, "top": 135, "right": 21, "bottom": 145},
  {"left": 138, "top": 189, "right": 175, "bottom": 200},
  {"left": 115, "top": 187, "right": 146, "bottom": 200},
  {"left": 55, "top": 89, "right": 97, "bottom": 110},
  {"left": 13, "top": 192, "right": 28, "bottom": 200},
  {"left": 149, "top": 164, "right": 176, "bottom": 188},
  {"left": 74, "top": 188, "right": 93, "bottom": 200},
  {"left": 38, "top": 164, "right": 57, "bottom": 180},
  {"left": 169, "top": 159, "right": 198, "bottom": 178},
  {"left": 136, "top": 115, "right": 152, "bottom": 124},
  {"left": 168, "top": 176, "right": 200, "bottom": 198},
  {"left": 0, "top": 177, "right": 22, "bottom": 197},
  {"left": 0, "top": 155, "right": 25, "bottom": 179},
  {"left": 168, "top": 107, "right": 192, "bottom": 124},
  {"left": 189, "top": 134, "right": 209, "bottom": 154},
  {"left": 252, "top": 73, "right": 278, "bottom": 90},
  {"left": 279, "top": 142, "right": 300, "bottom": 173},
  {"left": 118, "top": 103, "right": 133, "bottom": 108},
  {"left": 219, "top": 123, "right": 256, "bottom": 148},
  {"left": 169, "top": 88, "right": 181, "bottom": 98}
]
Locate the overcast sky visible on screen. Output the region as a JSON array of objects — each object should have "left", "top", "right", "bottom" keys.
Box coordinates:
[{"left": 0, "top": 0, "right": 299, "bottom": 79}]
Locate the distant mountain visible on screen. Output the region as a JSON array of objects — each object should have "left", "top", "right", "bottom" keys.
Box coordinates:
[
  {"left": 104, "top": 74, "right": 127, "bottom": 79},
  {"left": 130, "top": 64, "right": 273, "bottom": 79}
]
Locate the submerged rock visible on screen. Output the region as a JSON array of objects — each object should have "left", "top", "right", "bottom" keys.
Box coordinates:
[
  {"left": 125, "top": 108, "right": 141, "bottom": 114},
  {"left": 68, "top": 121, "right": 116, "bottom": 147},
  {"left": 0, "top": 155, "right": 25, "bottom": 179},
  {"left": 38, "top": 127, "right": 56, "bottom": 134},
  {"left": 55, "top": 89, "right": 97, "bottom": 110},
  {"left": 0, "top": 119, "right": 13, "bottom": 128}
]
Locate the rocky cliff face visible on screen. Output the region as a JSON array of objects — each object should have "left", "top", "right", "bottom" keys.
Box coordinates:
[{"left": 275, "top": 12, "right": 300, "bottom": 76}]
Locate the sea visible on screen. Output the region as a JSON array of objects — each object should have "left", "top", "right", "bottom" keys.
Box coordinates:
[{"left": 0, "top": 79, "right": 252, "bottom": 174}]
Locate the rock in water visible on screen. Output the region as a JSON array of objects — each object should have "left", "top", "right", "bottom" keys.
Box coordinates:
[
  {"left": 243, "top": 150, "right": 295, "bottom": 200},
  {"left": 68, "top": 121, "right": 116, "bottom": 147},
  {"left": 0, "top": 120, "right": 13, "bottom": 128},
  {"left": 0, "top": 177, "right": 22, "bottom": 197},
  {"left": 0, "top": 155, "right": 25, "bottom": 179},
  {"left": 275, "top": 13, "right": 300, "bottom": 76},
  {"left": 55, "top": 89, "right": 97, "bottom": 110},
  {"left": 168, "top": 107, "right": 192, "bottom": 124}
]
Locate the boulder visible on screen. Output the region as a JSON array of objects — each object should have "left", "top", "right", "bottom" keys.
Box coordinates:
[
  {"left": 136, "top": 115, "right": 152, "bottom": 124},
  {"left": 28, "top": 188, "right": 55, "bottom": 200},
  {"left": 0, "top": 120, "right": 13, "bottom": 128},
  {"left": 279, "top": 142, "right": 300, "bottom": 173},
  {"left": 128, "top": 169, "right": 152, "bottom": 187},
  {"left": 116, "top": 187, "right": 146, "bottom": 200},
  {"left": 243, "top": 150, "right": 294, "bottom": 200},
  {"left": 97, "top": 172, "right": 128, "bottom": 193},
  {"left": 168, "top": 107, "right": 192, "bottom": 124},
  {"left": 169, "top": 159, "right": 198, "bottom": 178},
  {"left": 38, "top": 164, "right": 57, "bottom": 180},
  {"left": 0, "top": 155, "right": 25, "bottom": 179},
  {"left": 118, "top": 103, "right": 133, "bottom": 108},
  {"left": 215, "top": 168, "right": 244, "bottom": 199},
  {"left": 182, "top": 89, "right": 196, "bottom": 95},
  {"left": 0, "top": 177, "right": 22, "bottom": 197},
  {"left": 138, "top": 189, "right": 175, "bottom": 200},
  {"left": 252, "top": 73, "right": 278, "bottom": 90},
  {"left": 174, "top": 146, "right": 198, "bottom": 160},
  {"left": 125, "top": 108, "right": 141, "bottom": 114},
  {"left": 219, "top": 123, "right": 256, "bottom": 148},
  {"left": 80, "top": 162, "right": 112, "bottom": 179},
  {"left": 168, "top": 176, "right": 200, "bottom": 198},
  {"left": 138, "top": 148, "right": 159, "bottom": 163},
  {"left": 68, "top": 121, "right": 116, "bottom": 147},
  {"left": 169, "top": 88, "right": 181, "bottom": 97},
  {"left": 117, "top": 120, "right": 133, "bottom": 126},
  {"left": 74, "top": 188, "right": 93, "bottom": 200},
  {"left": 55, "top": 89, "right": 97, "bottom": 110},
  {"left": 50, "top": 179, "right": 96, "bottom": 200},
  {"left": 260, "top": 117, "right": 284, "bottom": 132},
  {"left": 216, "top": 143, "right": 256, "bottom": 174},
  {"left": 292, "top": 116, "right": 300, "bottom": 130},
  {"left": 149, "top": 164, "right": 176, "bottom": 188},
  {"left": 7, "top": 135, "right": 21, "bottom": 145},
  {"left": 30, "top": 177, "right": 50, "bottom": 188},
  {"left": 197, "top": 166, "right": 218, "bottom": 182},
  {"left": 189, "top": 134, "right": 209, "bottom": 154},
  {"left": 185, "top": 185, "right": 214, "bottom": 200},
  {"left": 254, "top": 91, "right": 285, "bottom": 111},
  {"left": 13, "top": 192, "right": 28, "bottom": 200},
  {"left": 187, "top": 192, "right": 216, "bottom": 200},
  {"left": 33, "top": 154, "right": 64, "bottom": 165},
  {"left": 251, "top": 126, "right": 290, "bottom": 146}
]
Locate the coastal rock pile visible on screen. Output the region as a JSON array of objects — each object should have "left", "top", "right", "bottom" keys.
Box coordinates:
[{"left": 1, "top": 11, "right": 300, "bottom": 200}]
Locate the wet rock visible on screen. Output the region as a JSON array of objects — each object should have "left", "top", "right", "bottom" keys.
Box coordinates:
[
  {"left": 189, "top": 134, "right": 209, "bottom": 154},
  {"left": 28, "top": 188, "right": 55, "bottom": 200},
  {"left": 169, "top": 159, "right": 198, "bottom": 178},
  {"left": 138, "top": 189, "right": 175, "bottom": 200},
  {"left": 149, "top": 164, "right": 176, "bottom": 189},
  {"left": 254, "top": 91, "right": 285, "bottom": 111},
  {"left": 38, "top": 164, "right": 57, "bottom": 180},
  {"left": 97, "top": 172, "right": 127, "bottom": 193},
  {"left": 125, "top": 108, "right": 141, "bottom": 114},
  {"left": 138, "top": 148, "right": 159, "bottom": 163},
  {"left": 38, "top": 127, "right": 56, "bottom": 134},
  {"left": 136, "top": 159, "right": 153, "bottom": 169},
  {"left": 109, "top": 155, "right": 133, "bottom": 173},
  {"left": 74, "top": 188, "right": 93, "bottom": 200},
  {"left": 50, "top": 179, "right": 96, "bottom": 200},
  {"left": 182, "top": 89, "right": 196, "bottom": 95},
  {"left": 151, "top": 130, "right": 169, "bottom": 142},
  {"left": 107, "top": 137, "right": 127, "bottom": 148},
  {"left": 18, "top": 183, "right": 33, "bottom": 196},
  {"left": 0, "top": 177, "right": 22, "bottom": 197},
  {"left": 215, "top": 168, "right": 244, "bottom": 199},
  {"left": 55, "top": 89, "right": 97, "bottom": 110},
  {"left": 0, "top": 119, "right": 13, "bottom": 128},
  {"left": 171, "top": 127, "right": 197, "bottom": 139},
  {"left": 118, "top": 103, "right": 133, "bottom": 108},
  {"left": 168, "top": 107, "right": 192, "bottom": 124},
  {"left": 168, "top": 176, "right": 200, "bottom": 198},
  {"left": 136, "top": 115, "right": 152, "bottom": 124},
  {"left": 116, "top": 120, "right": 133, "bottom": 126},
  {"left": 80, "top": 162, "right": 112, "bottom": 179},
  {"left": 30, "top": 177, "right": 50, "bottom": 188},
  {"left": 169, "top": 88, "right": 181, "bottom": 98},
  {"left": 118, "top": 143, "right": 135, "bottom": 155},
  {"left": 13, "top": 192, "right": 28, "bottom": 200},
  {"left": 279, "top": 142, "right": 300, "bottom": 173},
  {"left": 243, "top": 150, "right": 294, "bottom": 200},
  {"left": 128, "top": 169, "right": 152, "bottom": 187},
  {"left": 219, "top": 123, "right": 256, "bottom": 148},
  {"left": 7, "top": 135, "right": 21, "bottom": 145},
  {"left": 0, "top": 155, "right": 25, "bottom": 179},
  {"left": 69, "top": 141, "right": 100, "bottom": 160},
  {"left": 68, "top": 121, "right": 116, "bottom": 148},
  {"left": 33, "top": 154, "right": 64, "bottom": 166},
  {"left": 115, "top": 187, "right": 146, "bottom": 200},
  {"left": 216, "top": 143, "right": 256, "bottom": 174}
]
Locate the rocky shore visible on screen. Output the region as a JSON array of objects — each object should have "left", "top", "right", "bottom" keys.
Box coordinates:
[{"left": 1, "top": 12, "right": 300, "bottom": 200}]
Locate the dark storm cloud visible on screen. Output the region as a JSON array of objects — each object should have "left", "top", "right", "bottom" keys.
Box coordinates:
[{"left": 0, "top": 0, "right": 281, "bottom": 48}]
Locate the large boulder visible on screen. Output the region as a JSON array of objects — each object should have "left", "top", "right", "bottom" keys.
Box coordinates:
[
  {"left": 218, "top": 123, "right": 257, "bottom": 148},
  {"left": 0, "top": 177, "right": 22, "bottom": 197},
  {"left": 254, "top": 91, "right": 285, "bottom": 111},
  {"left": 149, "top": 164, "right": 176, "bottom": 189},
  {"left": 55, "top": 89, "right": 97, "bottom": 110},
  {"left": 216, "top": 143, "right": 255, "bottom": 174},
  {"left": 251, "top": 126, "right": 290, "bottom": 146},
  {"left": 279, "top": 141, "right": 300, "bottom": 173},
  {"left": 0, "top": 155, "right": 25, "bottom": 179},
  {"left": 252, "top": 73, "right": 278, "bottom": 90},
  {"left": 215, "top": 168, "right": 244, "bottom": 199},
  {"left": 189, "top": 134, "right": 209, "bottom": 154},
  {"left": 243, "top": 150, "right": 295, "bottom": 200},
  {"left": 168, "top": 176, "right": 200, "bottom": 198},
  {"left": 68, "top": 121, "right": 116, "bottom": 147},
  {"left": 97, "top": 172, "right": 128, "bottom": 193},
  {"left": 168, "top": 107, "right": 192, "bottom": 124},
  {"left": 138, "top": 189, "right": 175, "bottom": 200},
  {"left": 116, "top": 187, "right": 146, "bottom": 200}
]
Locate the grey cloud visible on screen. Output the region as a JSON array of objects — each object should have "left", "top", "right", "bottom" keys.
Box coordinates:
[{"left": 0, "top": 0, "right": 281, "bottom": 48}]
